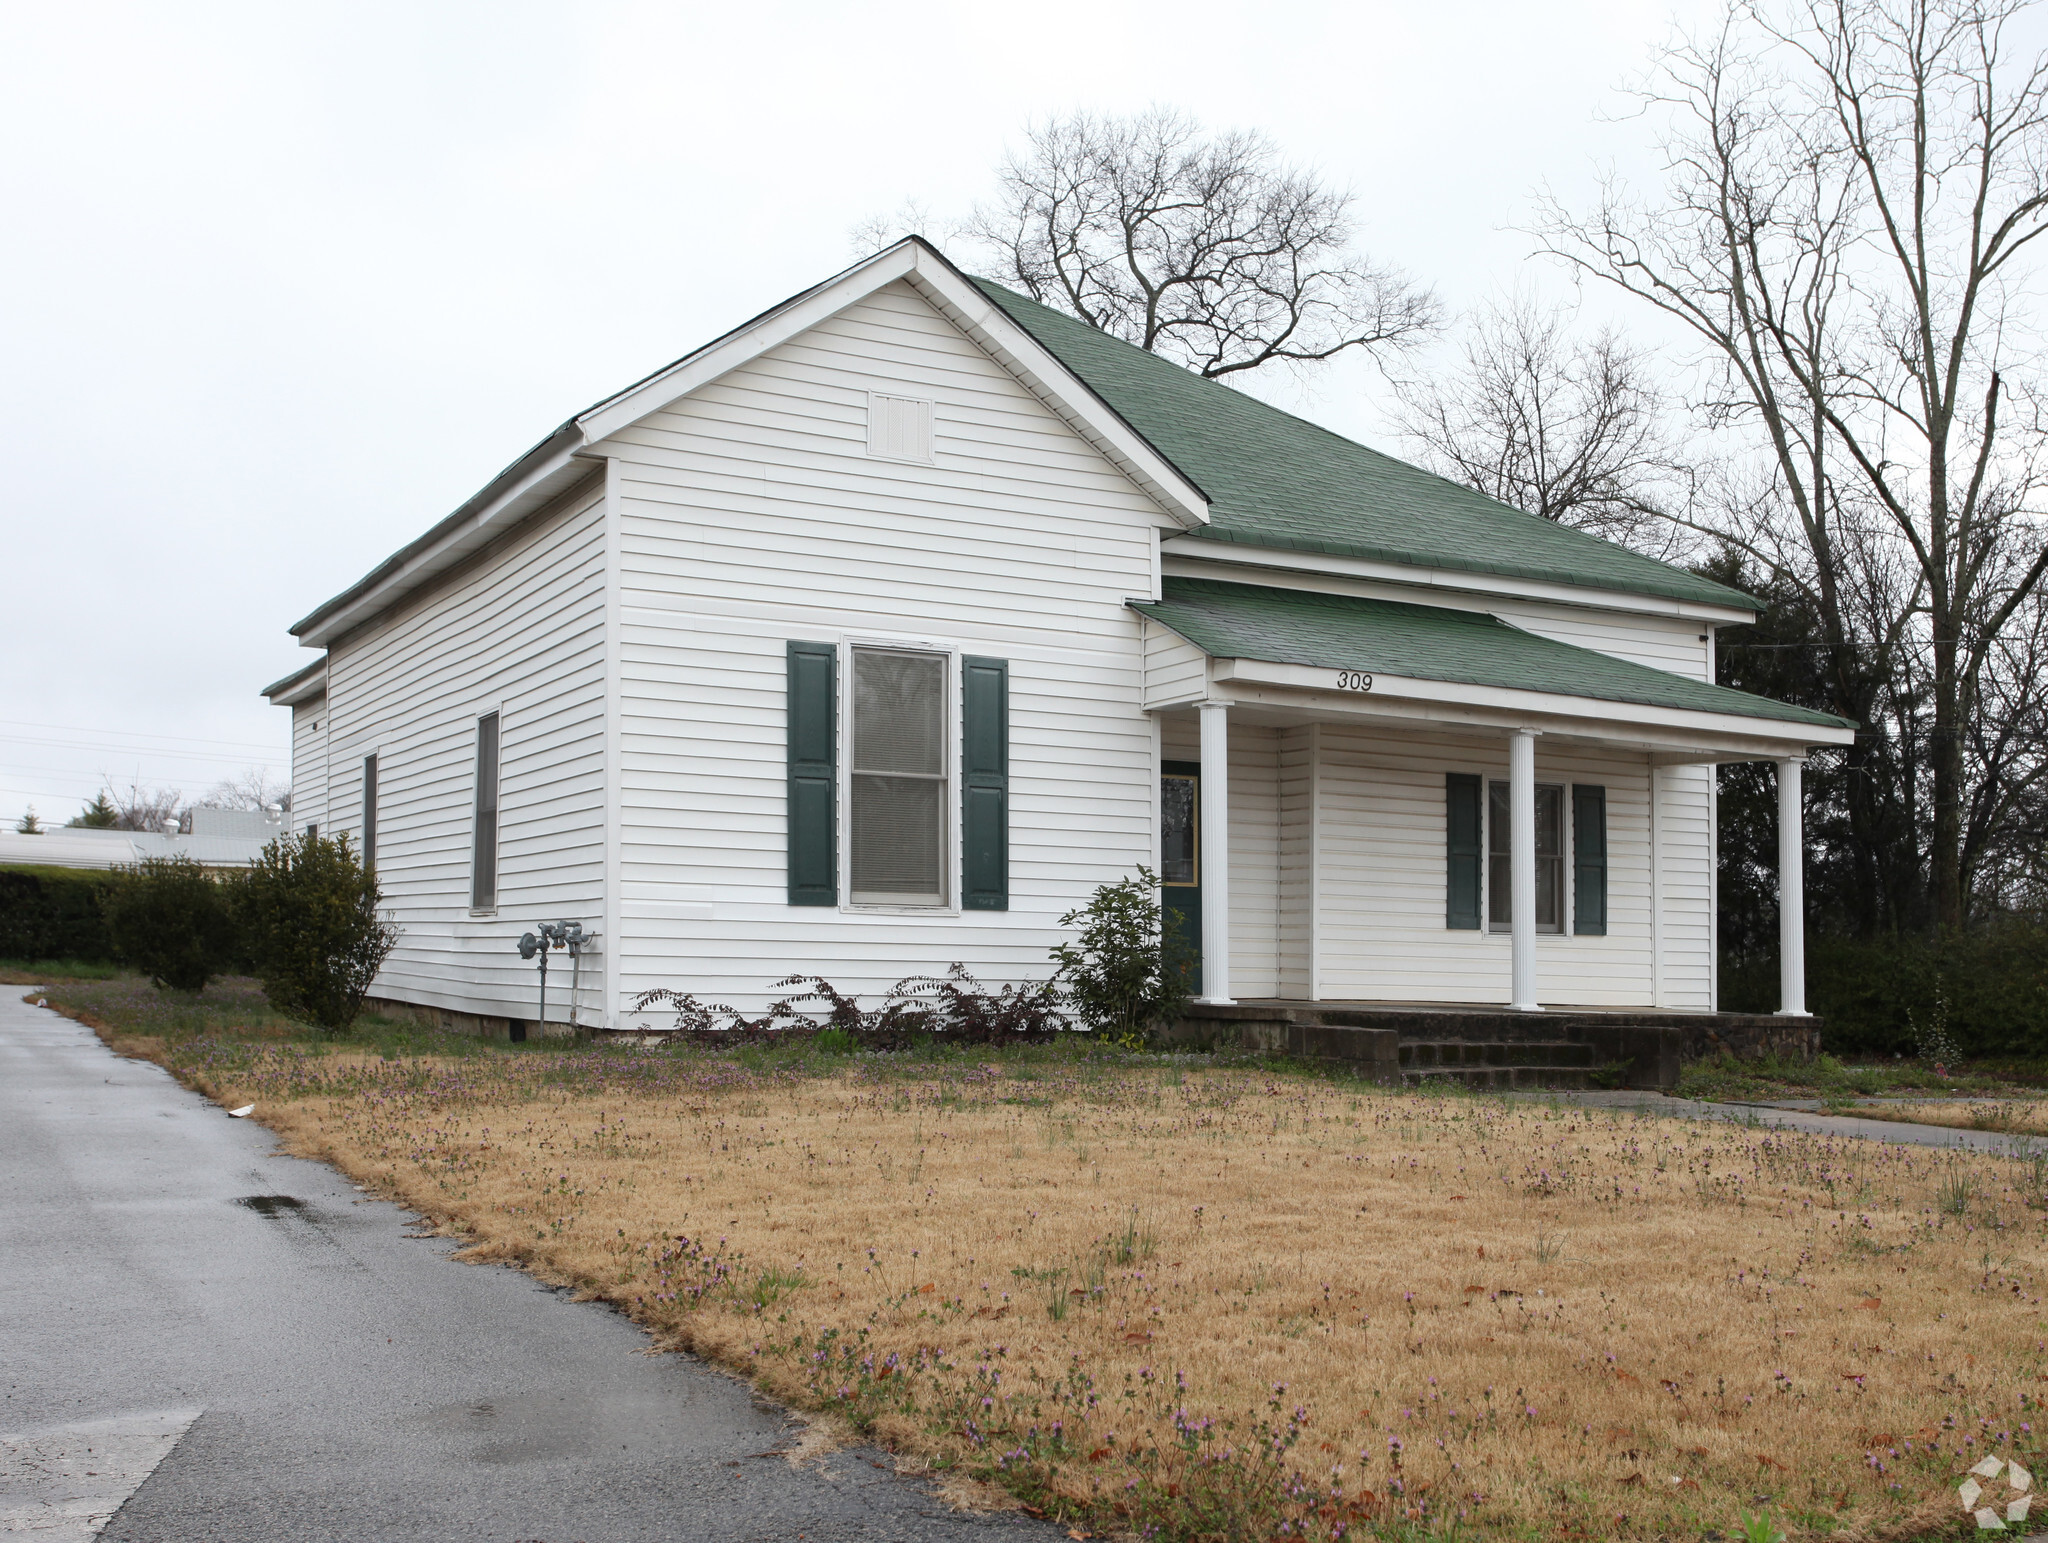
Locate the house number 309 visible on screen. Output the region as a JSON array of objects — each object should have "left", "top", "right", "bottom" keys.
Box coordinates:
[{"left": 1334, "top": 670, "right": 1374, "bottom": 692}]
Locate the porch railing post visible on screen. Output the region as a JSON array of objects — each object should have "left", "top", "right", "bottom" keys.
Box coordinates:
[
  {"left": 1510, "top": 728, "right": 1540, "bottom": 1011},
  {"left": 1198, "top": 702, "right": 1233, "bottom": 1005},
  {"left": 1777, "top": 756, "right": 1807, "bottom": 1016}
]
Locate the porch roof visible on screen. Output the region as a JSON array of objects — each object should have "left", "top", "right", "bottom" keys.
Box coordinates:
[{"left": 1131, "top": 577, "right": 1854, "bottom": 732}]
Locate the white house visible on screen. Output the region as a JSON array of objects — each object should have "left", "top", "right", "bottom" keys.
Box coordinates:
[{"left": 263, "top": 237, "right": 1852, "bottom": 1038}]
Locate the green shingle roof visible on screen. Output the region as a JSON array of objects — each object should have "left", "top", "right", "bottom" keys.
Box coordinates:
[
  {"left": 1132, "top": 578, "right": 1853, "bottom": 730},
  {"left": 973, "top": 279, "right": 1756, "bottom": 613}
]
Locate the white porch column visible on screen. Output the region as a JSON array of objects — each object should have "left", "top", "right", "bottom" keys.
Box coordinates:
[
  {"left": 1509, "top": 728, "right": 1540, "bottom": 1011},
  {"left": 1777, "top": 756, "right": 1807, "bottom": 1016},
  {"left": 1198, "top": 702, "right": 1233, "bottom": 1005}
]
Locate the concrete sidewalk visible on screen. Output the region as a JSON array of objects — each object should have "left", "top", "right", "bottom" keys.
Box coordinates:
[
  {"left": 0, "top": 989, "right": 1054, "bottom": 1542},
  {"left": 1503, "top": 1085, "right": 2044, "bottom": 1157}
]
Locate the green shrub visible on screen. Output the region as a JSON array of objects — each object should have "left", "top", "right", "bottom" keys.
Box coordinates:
[
  {"left": 101, "top": 856, "right": 238, "bottom": 991},
  {"left": 0, "top": 865, "right": 119, "bottom": 961},
  {"left": 238, "top": 831, "right": 398, "bottom": 1032},
  {"left": 1049, "top": 868, "right": 1194, "bottom": 1044}
]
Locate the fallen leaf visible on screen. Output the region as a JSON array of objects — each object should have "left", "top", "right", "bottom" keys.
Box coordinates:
[
  {"left": 1860, "top": 1297, "right": 1883, "bottom": 1309},
  {"left": 1465, "top": 1286, "right": 1485, "bottom": 1294},
  {"left": 1614, "top": 1370, "right": 1640, "bottom": 1384},
  {"left": 1757, "top": 1454, "right": 1789, "bottom": 1471},
  {"left": 917, "top": 1283, "right": 936, "bottom": 1295},
  {"left": 1087, "top": 1447, "right": 1111, "bottom": 1463},
  {"left": 1620, "top": 1473, "right": 1644, "bottom": 1487},
  {"left": 1449, "top": 1195, "right": 1467, "bottom": 1200}
]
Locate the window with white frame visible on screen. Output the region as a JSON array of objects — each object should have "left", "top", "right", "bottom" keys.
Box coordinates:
[
  {"left": 1487, "top": 780, "right": 1564, "bottom": 933},
  {"left": 849, "top": 647, "right": 947, "bottom": 905}
]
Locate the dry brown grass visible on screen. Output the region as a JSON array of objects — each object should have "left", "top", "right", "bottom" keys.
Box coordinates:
[
  {"left": 1852, "top": 1101, "right": 2048, "bottom": 1139},
  {"left": 55, "top": 994, "right": 2048, "bottom": 1542}
]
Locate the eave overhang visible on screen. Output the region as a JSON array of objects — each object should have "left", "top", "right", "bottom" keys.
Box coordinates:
[{"left": 260, "top": 656, "right": 328, "bottom": 706}]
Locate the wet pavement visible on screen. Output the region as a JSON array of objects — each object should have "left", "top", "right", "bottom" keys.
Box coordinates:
[{"left": 0, "top": 990, "right": 1055, "bottom": 1542}]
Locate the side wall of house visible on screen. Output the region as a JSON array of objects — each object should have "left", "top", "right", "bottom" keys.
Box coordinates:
[
  {"left": 290, "top": 696, "right": 329, "bottom": 836},
  {"left": 320, "top": 487, "right": 608, "bottom": 1026},
  {"left": 601, "top": 279, "right": 1173, "bottom": 1017}
]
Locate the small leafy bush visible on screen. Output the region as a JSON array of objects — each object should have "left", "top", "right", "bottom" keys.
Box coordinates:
[
  {"left": 238, "top": 831, "right": 398, "bottom": 1032},
  {"left": 101, "top": 855, "right": 238, "bottom": 991},
  {"left": 1048, "top": 868, "right": 1194, "bottom": 1044}
]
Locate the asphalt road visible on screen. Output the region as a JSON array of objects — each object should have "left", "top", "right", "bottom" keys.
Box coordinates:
[{"left": 0, "top": 990, "right": 1054, "bottom": 1542}]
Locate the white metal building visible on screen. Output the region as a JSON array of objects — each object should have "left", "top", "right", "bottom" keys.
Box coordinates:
[{"left": 263, "top": 238, "right": 1852, "bottom": 1034}]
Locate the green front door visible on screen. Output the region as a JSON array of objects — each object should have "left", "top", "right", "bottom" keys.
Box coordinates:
[{"left": 1161, "top": 761, "right": 1202, "bottom": 996}]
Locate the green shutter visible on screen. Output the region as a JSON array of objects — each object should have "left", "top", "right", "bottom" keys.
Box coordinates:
[
  {"left": 786, "top": 641, "right": 837, "bottom": 906},
  {"left": 1573, "top": 784, "right": 1607, "bottom": 935},
  {"left": 1446, "top": 772, "right": 1481, "bottom": 930},
  {"left": 961, "top": 656, "right": 1009, "bottom": 911}
]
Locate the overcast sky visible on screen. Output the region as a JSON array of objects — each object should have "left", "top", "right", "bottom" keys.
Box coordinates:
[{"left": 0, "top": 0, "right": 1719, "bottom": 827}]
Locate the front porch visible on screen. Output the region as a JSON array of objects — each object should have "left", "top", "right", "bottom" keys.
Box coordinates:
[
  {"left": 1134, "top": 575, "right": 1859, "bottom": 1026},
  {"left": 1162, "top": 999, "right": 1821, "bottom": 1090}
]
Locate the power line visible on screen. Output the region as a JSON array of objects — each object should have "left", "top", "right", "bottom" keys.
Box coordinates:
[{"left": 0, "top": 720, "right": 288, "bottom": 753}]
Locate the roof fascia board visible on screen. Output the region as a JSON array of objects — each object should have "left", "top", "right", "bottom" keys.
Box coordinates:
[
  {"left": 574, "top": 238, "right": 1209, "bottom": 530},
  {"left": 1209, "top": 656, "right": 1856, "bottom": 750},
  {"left": 292, "top": 445, "right": 596, "bottom": 647},
  {"left": 1164, "top": 538, "right": 1757, "bottom": 626},
  {"left": 260, "top": 657, "right": 328, "bottom": 705}
]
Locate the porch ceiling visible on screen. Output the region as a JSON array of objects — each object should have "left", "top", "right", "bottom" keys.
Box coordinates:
[{"left": 1134, "top": 577, "right": 1857, "bottom": 762}]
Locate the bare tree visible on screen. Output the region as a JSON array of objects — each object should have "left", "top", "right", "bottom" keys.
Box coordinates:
[
  {"left": 1538, "top": 0, "right": 2048, "bottom": 931},
  {"left": 199, "top": 768, "right": 288, "bottom": 812},
  {"left": 1393, "top": 298, "right": 1685, "bottom": 545},
  {"left": 98, "top": 781, "right": 186, "bottom": 833},
  {"left": 962, "top": 108, "right": 1440, "bottom": 379}
]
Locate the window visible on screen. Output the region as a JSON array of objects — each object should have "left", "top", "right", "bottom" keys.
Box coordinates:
[
  {"left": 304, "top": 822, "right": 318, "bottom": 840},
  {"left": 471, "top": 712, "right": 499, "bottom": 910},
  {"left": 1161, "top": 774, "right": 1198, "bottom": 884},
  {"left": 850, "top": 648, "right": 946, "bottom": 905},
  {"left": 362, "top": 754, "right": 378, "bottom": 870},
  {"left": 1488, "top": 780, "right": 1564, "bottom": 933}
]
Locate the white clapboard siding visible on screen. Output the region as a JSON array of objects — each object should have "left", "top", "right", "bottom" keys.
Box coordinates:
[
  {"left": 290, "top": 698, "right": 329, "bottom": 835},
  {"left": 1654, "top": 762, "right": 1715, "bottom": 1010},
  {"left": 1162, "top": 555, "right": 1716, "bottom": 679},
  {"left": 601, "top": 280, "right": 1174, "bottom": 1017},
  {"left": 1311, "top": 726, "right": 1666, "bottom": 1007},
  {"left": 1142, "top": 618, "right": 1208, "bottom": 706},
  {"left": 1276, "top": 724, "right": 1318, "bottom": 999},
  {"left": 321, "top": 489, "right": 607, "bottom": 1024}
]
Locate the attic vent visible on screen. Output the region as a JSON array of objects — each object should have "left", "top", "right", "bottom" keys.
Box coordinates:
[{"left": 867, "top": 393, "right": 934, "bottom": 464}]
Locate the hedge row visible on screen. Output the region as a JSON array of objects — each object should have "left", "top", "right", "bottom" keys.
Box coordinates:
[
  {"left": 1721, "top": 920, "right": 2048, "bottom": 1058},
  {"left": 0, "top": 865, "right": 120, "bottom": 961}
]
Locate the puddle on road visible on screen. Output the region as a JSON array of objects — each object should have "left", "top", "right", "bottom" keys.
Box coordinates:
[{"left": 235, "top": 1195, "right": 308, "bottom": 1218}]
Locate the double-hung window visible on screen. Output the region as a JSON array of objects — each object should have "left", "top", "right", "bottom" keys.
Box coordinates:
[
  {"left": 1487, "top": 780, "right": 1565, "bottom": 933},
  {"left": 850, "top": 648, "right": 948, "bottom": 906},
  {"left": 786, "top": 641, "right": 1009, "bottom": 910}
]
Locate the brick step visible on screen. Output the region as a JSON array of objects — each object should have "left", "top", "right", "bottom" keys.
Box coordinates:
[
  {"left": 1402, "top": 1065, "right": 1593, "bottom": 1090},
  {"left": 1398, "top": 1039, "right": 1596, "bottom": 1070}
]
